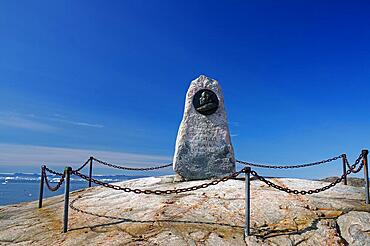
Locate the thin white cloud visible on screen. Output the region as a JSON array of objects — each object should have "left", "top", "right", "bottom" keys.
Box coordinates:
[
  {"left": 45, "top": 114, "right": 104, "bottom": 128},
  {"left": 0, "top": 144, "right": 171, "bottom": 168},
  {"left": 230, "top": 134, "right": 238, "bottom": 137},
  {"left": 61, "top": 120, "right": 103, "bottom": 128},
  {"left": 0, "top": 115, "right": 57, "bottom": 132},
  {"left": 0, "top": 112, "right": 104, "bottom": 130}
]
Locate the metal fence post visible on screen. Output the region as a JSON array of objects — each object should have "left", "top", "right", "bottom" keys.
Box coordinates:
[
  {"left": 342, "top": 154, "right": 347, "bottom": 185},
  {"left": 362, "top": 150, "right": 369, "bottom": 204},
  {"left": 38, "top": 165, "right": 45, "bottom": 208},
  {"left": 89, "top": 157, "right": 93, "bottom": 187},
  {"left": 63, "top": 166, "right": 72, "bottom": 233},
  {"left": 244, "top": 167, "right": 251, "bottom": 238}
]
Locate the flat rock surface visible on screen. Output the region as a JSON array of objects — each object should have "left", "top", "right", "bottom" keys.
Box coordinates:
[
  {"left": 337, "top": 211, "right": 370, "bottom": 246},
  {"left": 0, "top": 176, "right": 369, "bottom": 245}
]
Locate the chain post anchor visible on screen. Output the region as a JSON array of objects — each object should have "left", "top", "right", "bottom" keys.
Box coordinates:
[
  {"left": 63, "top": 166, "right": 72, "bottom": 233},
  {"left": 38, "top": 165, "right": 45, "bottom": 208},
  {"left": 362, "top": 150, "right": 369, "bottom": 204},
  {"left": 89, "top": 157, "right": 93, "bottom": 187},
  {"left": 244, "top": 167, "right": 251, "bottom": 239}
]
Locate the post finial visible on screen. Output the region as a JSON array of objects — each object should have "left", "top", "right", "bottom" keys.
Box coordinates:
[{"left": 64, "top": 166, "right": 72, "bottom": 172}]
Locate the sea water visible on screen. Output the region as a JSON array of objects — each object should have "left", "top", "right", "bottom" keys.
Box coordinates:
[{"left": 0, "top": 173, "right": 147, "bottom": 206}]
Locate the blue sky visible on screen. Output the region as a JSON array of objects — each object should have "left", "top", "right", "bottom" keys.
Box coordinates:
[{"left": 0, "top": 1, "right": 370, "bottom": 178}]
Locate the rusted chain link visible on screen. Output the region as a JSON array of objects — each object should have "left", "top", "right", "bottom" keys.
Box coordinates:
[
  {"left": 75, "top": 158, "right": 91, "bottom": 172},
  {"left": 92, "top": 157, "right": 172, "bottom": 171},
  {"left": 71, "top": 168, "right": 245, "bottom": 195},
  {"left": 44, "top": 159, "right": 90, "bottom": 174},
  {"left": 44, "top": 165, "right": 64, "bottom": 176},
  {"left": 343, "top": 153, "right": 364, "bottom": 173},
  {"left": 250, "top": 154, "right": 364, "bottom": 195},
  {"left": 43, "top": 167, "right": 65, "bottom": 192},
  {"left": 236, "top": 154, "right": 343, "bottom": 169}
]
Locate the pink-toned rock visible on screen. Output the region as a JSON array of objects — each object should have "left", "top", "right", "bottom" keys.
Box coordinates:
[
  {"left": 337, "top": 211, "right": 370, "bottom": 246},
  {"left": 0, "top": 176, "right": 369, "bottom": 245}
]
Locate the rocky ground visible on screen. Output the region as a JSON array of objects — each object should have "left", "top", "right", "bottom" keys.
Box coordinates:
[
  {"left": 0, "top": 176, "right": 369, "bottom": 245},
  {"left": 320, "top": 177, "right": 367, "bottom": 188}
]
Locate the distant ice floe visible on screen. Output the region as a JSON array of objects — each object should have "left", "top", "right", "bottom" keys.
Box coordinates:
[{"left": 0, "top": 173, "right": 148, "bottom": 183}]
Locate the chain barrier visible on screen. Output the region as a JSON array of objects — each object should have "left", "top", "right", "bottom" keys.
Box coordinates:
[
  {"left": 343, "top": 153, "right": 364, "bottom": 173},
  {"left": 71, "top": 154, "right": 364, "bottom": 196},
  {"left": 39, "top": 150, "right": 368, "bottom": 236},
  {"left": 43, "top": 167, "right": 66, "bottom": 192},
  {"left": 92, "top": 157, "right": 172, "bottom": 171},
  {"left": 43, "top": 159, "right": 90, "bottom": 175},
  {"left": 236, "top": 154, "right": 343, "bottom": 169},
  {"left": 250, "top": 153, "right": 365, "bottom": 195},
  {"left": 44, "top": 166, "right": 64, "bottom": 176},
  {"left": 75, "top": 158, "right": 91, "bottom": 172},
  {"left": 41, "top": 152, "right": 365, "bottom": 196},
  {"left": 71, "top": 168, "right": 245, "bottom": 195}
]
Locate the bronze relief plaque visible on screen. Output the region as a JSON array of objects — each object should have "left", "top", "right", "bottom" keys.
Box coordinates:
[{"left": 192, "top": 89, "right": 219, "bottom": 115}]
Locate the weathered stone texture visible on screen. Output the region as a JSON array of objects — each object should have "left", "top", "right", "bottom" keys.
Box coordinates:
[
  {"left": 337, "top": 211, "right": 370, "bottom": 246},
  {"left": 173, "top": 75, "right": 235, "bottom": 180},
  {"left": 1, "top": 177, "right": 369, "bottom": 245}
]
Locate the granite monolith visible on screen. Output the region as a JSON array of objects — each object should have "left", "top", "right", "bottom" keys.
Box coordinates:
[{"left": 173, "top": 75, "right": 235, "bottom": 180}]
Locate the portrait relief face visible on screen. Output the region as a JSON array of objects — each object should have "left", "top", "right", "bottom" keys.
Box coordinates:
[{"left": 192, "top": 89, "right": 219, "bottom": 115}]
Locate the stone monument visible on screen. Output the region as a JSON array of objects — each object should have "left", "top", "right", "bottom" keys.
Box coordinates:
[{"left": 173, "top": 75, "right": 235, "bottom": 180}]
